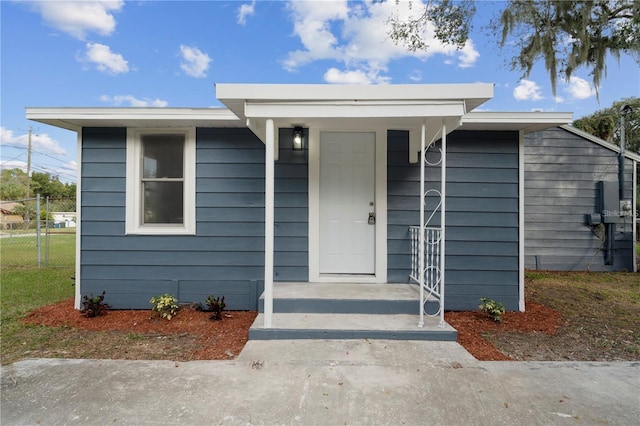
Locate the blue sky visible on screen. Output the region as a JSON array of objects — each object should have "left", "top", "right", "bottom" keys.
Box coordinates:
[{"left": 1, "top": 0, "right": 639, "bottom": 183}]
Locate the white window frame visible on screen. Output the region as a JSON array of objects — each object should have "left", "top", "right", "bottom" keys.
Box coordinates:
[{"left": 126, "top": 128, "right": 196, "bottom": 235}]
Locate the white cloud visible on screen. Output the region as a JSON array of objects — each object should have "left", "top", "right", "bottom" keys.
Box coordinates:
[
  {"left": 81, "top": 42, "right": 129, "bottom": 74},
  {"left": 100, "top": 95, "right": 168, "bottom": 107},
  {"left": 408, "top": 69, "right": 423, "bottom": 82},
  {"left": 564, "top": 76, "right": 596, "bottom": 100},
  {"left": 237, "top": 1, "right": 256, "bottom": 25},
  {"left": 324, "top": 68, "right": 378, "bottom": 84},
  {"left": 179, "top": 45, "right": 211, "bottom": 78},
  {"left": 0, "top": 159, "right": 28, "bottom": 170},
  {"left": 283, "top": 0, "right": 480, "bottom": 82},
  {"left": 457, "top": 40, "right": 479, "bottom": 68},
  {"left": 24, "top": 0, "right": 124, "bottom": 40},
  {"left": 0, "top": 127, "right": 67, "bottom": 156},
  {"left": 513, "top": 79, "right": 544, "bottom": 101}
]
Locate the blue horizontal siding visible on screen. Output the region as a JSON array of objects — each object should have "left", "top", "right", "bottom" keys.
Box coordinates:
[
  {"left": 387, "top": 130, "right": 520, "bottom": 311},
  {"left": 80, "top": 127, "right": 309, "bottom": 309},
  {"left": 274, "top": 128, "right": 308, "bottom": 281}
]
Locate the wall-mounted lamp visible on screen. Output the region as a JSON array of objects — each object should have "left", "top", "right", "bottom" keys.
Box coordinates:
[{"left": 292, "top": 127, "right": 304, "bottom": 151}]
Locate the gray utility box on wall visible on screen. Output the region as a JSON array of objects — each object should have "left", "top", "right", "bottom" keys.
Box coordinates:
[{"left": 599, "top": 181, "right": 622, "bottom": 224}]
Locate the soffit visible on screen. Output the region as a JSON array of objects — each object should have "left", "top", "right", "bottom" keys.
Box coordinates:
[
  {"left": 459, "top": 111, "right": 573, "bottom": 133},
  {"left": 25, "top": 108, "right": 243, "bottom": 131}
]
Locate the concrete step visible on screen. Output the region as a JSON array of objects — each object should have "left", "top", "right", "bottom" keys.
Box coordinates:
[
  {"left": 249, "top": 313, "right": 456, "bottom": 341},
  {"left": 258, "top": 282, "right": 439, "bottom": 315}
]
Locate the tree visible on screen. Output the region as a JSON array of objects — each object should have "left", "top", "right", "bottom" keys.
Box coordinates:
[
  {"left": 30, "top": 172, "right": 68, "bottom": 199},
  {"left": 0, "top": 168, "right": 76, "bottom": 200},
  {"left": 573, "top": 97, "right": 639, "bottom": 153},
  {"left": 0, "top": 168, "right": 28, "bottom": 200},
  {"left": 387, "top": 0, "right": 476, "bottom": 52},
  {"left": 386, "top": 0, "right": 640, "bottom": 97}
]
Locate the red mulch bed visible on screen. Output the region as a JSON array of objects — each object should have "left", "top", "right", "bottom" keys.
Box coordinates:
[
  {"left": 22, "top": 298, "right": 257, "bottom": 360},
  {"left": 22, "top": 298, "right": 562, "bottom": 361},
  {"left": 445, "top": 302, "right": 563, "bottom": 360}
]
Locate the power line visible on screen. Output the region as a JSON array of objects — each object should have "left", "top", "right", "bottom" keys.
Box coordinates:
[
  {"left": 1, "top": 144, "right": 72, "bottom": 166},
  {"left": 1, "top": 152, "right": 27, "bottom": 163}
]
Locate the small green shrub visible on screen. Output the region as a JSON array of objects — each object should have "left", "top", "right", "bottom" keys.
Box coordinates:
[
  {"left": 81, "top": 291, "right": 110, "bottom": 318},
  {"left": 150, "top": 294, "right": 179, "bottom": 320},
  {"left": 205, "top": 295, "right": 226, "bottom": 321},
  {"left": 479, "top": 297, "right": 506, "bottom": 323}
]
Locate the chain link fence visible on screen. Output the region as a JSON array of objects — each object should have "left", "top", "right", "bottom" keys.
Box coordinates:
[{"left": 1, "top": 196, "right": 76, "bottom": 267}]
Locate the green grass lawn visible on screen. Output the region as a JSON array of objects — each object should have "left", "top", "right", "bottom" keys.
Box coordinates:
[
  {"left": 1, "top": 267, "right": 75, "bottom": 364},
  {"left": 1, "top": 233, "right": 75, "bottom": 267}
]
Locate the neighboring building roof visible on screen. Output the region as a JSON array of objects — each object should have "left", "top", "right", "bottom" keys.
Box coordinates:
[
  {"left": 560, "top": 124, "right": 640, "bottom": 162},
  {"left": 0, "top": 202, "right": 21, "bottom": 213}
]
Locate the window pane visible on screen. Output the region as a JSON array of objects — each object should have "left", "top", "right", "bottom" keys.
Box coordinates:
[
  {"left": 143, "top": 181, "right": 184, "bottom": 224},
  {"left": 142, "top": 134, "right": 184, "bottom": 178}
]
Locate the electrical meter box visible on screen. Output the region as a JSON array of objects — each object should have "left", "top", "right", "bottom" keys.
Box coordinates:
[{"left": 597, "top": 181, "right": 621, "bottom": 224}]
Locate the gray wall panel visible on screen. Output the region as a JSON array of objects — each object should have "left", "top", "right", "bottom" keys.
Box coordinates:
[{"left": 524, "top": 127, "right": 634, "bottom": 271}]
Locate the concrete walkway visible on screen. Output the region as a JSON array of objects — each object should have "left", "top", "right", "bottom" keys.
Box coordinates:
[{"left": 2, "top": 340, "right": 639, "bottom": 425}]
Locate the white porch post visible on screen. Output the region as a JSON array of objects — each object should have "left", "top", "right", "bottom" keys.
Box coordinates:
[
  {"left": 418, "top": 122, "right": 426, "bottom": 327},
  {"left": 264, "top": 118, "right": 275, "bottom": 328},
  {"left": 439, "top": 120, "right": 447, "bottom": 327}
]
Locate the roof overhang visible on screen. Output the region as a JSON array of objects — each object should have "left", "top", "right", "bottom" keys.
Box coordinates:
[
  {"left": 561, "top": 124, "right": 640, "bottom": 161},
  {"left": 216, "top": 83, "right": 495, "bottom": 143},
  {"left": 25, "top": 107, "right": 243, "bottom": 131},
  {"left": 459, "top": 111, "right": 573, "bottom": 133}
]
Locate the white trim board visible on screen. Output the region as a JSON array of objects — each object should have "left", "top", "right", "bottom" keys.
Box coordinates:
[
  {"left": 74, "top": 132, "right": 82, "bottom": 310},
  {"left": 518, "top": 130, "right": 525, "bottom": 312}
]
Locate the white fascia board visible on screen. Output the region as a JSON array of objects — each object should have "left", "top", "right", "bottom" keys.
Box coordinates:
[
  {"left": 561, "top": 124, "right": 640, "bottom": 161},
  {"left": 26, "top": 107, "right": 242, "bottom": 130},
  {"left": 217, "top": 83, "right": 494, "bottom": 117},
  {"left": 460, "top": 111, "right": 573, "bottom": 133},
  {"left": 244, "top": 101, "right": 466, "bottom": 119},
  {"left": 217, "top": 83, "right": 493, "bottom": 102}
]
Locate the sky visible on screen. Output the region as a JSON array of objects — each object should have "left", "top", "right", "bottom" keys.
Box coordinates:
[{"left": 1, "top": 0, "right": 639, "bottom": 184}]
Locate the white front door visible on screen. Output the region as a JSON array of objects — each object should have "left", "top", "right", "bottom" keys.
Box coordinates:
[{"left": 319, "top": 132, "right": 376, "bottom": 274}]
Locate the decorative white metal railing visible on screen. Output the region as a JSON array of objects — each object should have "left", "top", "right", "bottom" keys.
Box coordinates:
[
  {"left": 409, "top": 226, "right": 442, "bottom": 317},
  {"left": 410, "top": 121, "right": 446, "bottom": 328}
]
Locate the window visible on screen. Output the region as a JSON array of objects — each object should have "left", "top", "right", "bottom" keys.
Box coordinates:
[{"left": 126, "top": 128, "right": 195, "bottom": 234}]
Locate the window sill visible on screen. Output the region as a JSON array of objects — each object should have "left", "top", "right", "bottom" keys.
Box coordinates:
[{"left": 125, "top": 224, "right": 195, "bottom": 236}]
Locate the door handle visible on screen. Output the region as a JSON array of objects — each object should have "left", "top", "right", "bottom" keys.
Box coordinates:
[{"left": 368, "top": 212, "right": 376, "bottom": 225}]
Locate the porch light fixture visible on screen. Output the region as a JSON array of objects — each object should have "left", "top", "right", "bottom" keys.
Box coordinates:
[{"left": 292, "top": 127, "right": 304, "bottom": 151}]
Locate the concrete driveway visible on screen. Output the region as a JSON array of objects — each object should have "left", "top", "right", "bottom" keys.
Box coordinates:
[{"left": 2, "top": 340, "right": 639, "bottom": 425}]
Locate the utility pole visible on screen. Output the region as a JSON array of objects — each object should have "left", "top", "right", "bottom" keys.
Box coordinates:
[{"left": 26, "top": 127, "right": 33, "bottom": 198}]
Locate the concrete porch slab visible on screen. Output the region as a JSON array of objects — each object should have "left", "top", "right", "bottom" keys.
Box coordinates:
[
  {"left": 259, "top": 282, "right": 439, "bottom": 315},
  {"left": 249, "top": 313, "right": 456, "bottom": 341},
  {"left": 270, "top": 282, "right": 421, "bottom": 300}
]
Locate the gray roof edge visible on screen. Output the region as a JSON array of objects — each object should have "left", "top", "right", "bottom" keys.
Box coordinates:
[{"left": 560, "top": 124, "right": 640, "bottom": 161}]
